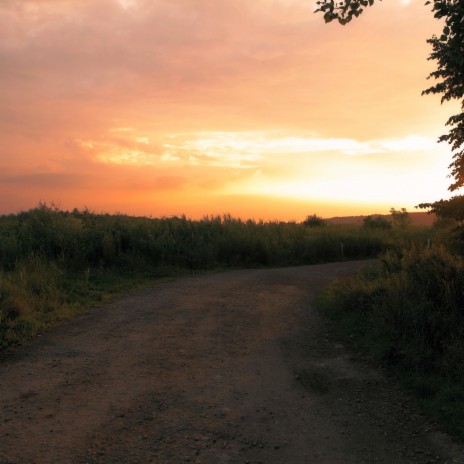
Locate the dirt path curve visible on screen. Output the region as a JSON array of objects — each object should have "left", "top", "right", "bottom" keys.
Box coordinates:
[{"left": 1, "top": 260, "right": 463, "bottom": 464}]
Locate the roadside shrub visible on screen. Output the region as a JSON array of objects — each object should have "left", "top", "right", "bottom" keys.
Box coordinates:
[{"left": 316, "top": 244, "right": 464, "bottom": 437}]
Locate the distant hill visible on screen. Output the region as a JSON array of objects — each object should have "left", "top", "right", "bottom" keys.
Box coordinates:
[{"left": 325, "top": 211, "right": 436, "bottom": 227}]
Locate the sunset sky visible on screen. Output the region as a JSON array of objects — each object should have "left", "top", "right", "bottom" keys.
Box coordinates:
[{"left": 0, "top": 0, "right": 459, "bottom": 220}]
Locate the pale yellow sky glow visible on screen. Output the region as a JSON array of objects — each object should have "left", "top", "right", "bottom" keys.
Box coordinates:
[{"left": 0, "top": 0, "right": 458, "bottom": 220}]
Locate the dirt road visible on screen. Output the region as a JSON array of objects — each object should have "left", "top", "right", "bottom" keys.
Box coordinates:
[{"left": 1, "top": 261, "right": 463, "bottom": 464}]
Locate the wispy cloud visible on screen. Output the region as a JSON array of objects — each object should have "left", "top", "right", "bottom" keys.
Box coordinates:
[{"left": 83, "top": 131, "right": 443, "bottom": 167}]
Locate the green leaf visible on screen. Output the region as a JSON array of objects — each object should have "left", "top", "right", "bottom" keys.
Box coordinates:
[{"left": 323, "top": 11, "right": 335, "bottom": 22}]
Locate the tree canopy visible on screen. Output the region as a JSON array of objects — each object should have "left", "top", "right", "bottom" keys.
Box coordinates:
[
  {"left": 314, "top": 0, "right": 464, "bottom": 192},
  {"left": 390, "top": 207, "right": 411, "bottom": 228}
]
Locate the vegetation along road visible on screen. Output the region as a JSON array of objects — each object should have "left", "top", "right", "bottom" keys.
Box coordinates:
[{"left": 1, "top": 260, "right": 463, "bottom": 464}]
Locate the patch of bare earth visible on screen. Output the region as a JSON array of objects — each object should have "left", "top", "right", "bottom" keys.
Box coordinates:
[{"left": 0, "top": 261, "right": 463, "bottom": 463}]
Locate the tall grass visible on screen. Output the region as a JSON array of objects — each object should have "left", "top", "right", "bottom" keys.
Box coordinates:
[
  {"left": 0, "top": 254, "right": 65, "bottom": 348},
  {"left": 316, "top": 243, "right": 464, "bottom": 437},
  {"left": 0, "top": 205, "right": 388, "bottom": 272}
]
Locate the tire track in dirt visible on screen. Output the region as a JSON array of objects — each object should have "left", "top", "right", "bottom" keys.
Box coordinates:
[{"left": 0, "top": 260, "right": 463, "bottom": 463}]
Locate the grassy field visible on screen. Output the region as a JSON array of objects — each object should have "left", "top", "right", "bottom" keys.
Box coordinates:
[{"left": 0, "top": 203, "right": 435, "bottom": 349}]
